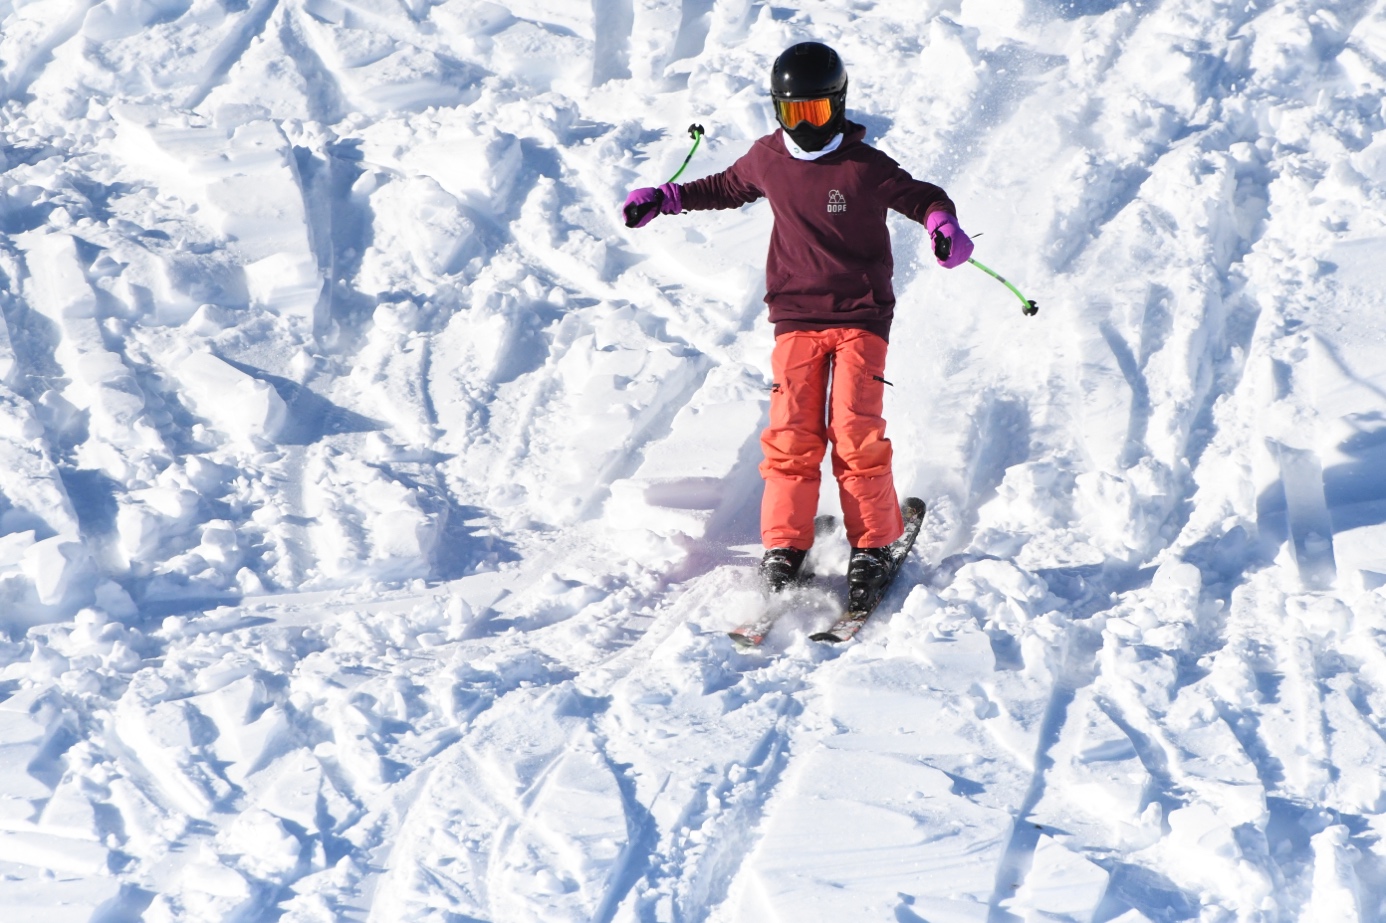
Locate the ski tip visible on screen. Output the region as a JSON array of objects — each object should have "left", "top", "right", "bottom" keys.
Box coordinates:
[
  {"left": 729, "top": 630, "right": 764, "bottom": 649},
  {"left": 903, "top": 497, "right": 926, "bottom": 517},
  {"left": 809, "top": 630, "right": 847, "bottom": 643}
]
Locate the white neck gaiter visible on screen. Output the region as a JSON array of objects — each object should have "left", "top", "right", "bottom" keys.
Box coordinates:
[{"left": 783, "top": 131, "right": 843, "bottom": 161}]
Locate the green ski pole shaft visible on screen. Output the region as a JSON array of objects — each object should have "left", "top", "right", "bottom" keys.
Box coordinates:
[
  {"left": 968, "top": 257, "right": 1038, "bottom": 316},
  {"left": 931, "top": 230, "right": 1038, "bottom": 316},
  {"left": 665, "top": 124, "right": 704, "bottom": 183},
  {"left": 624, "top": 124, "right": 705, "bottom": 228}
]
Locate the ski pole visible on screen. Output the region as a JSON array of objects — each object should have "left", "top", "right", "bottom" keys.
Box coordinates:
[
  {"left": 933, "top": 232, "right": 1039, "bottom": 316},
  {"left": 967, "top": 257, "right": 1039, "bottom": 316},
  {"left": 624, "top": 124, "right": 706, "bottom": 228}
]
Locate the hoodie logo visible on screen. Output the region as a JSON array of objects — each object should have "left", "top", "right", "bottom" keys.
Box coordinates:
[{"left": 827, "top": 190, "right": 847, "bottom": 214}]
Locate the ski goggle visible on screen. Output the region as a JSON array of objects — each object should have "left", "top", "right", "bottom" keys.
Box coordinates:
[{"left": 775, "top": 96, "right": 835, "bottom": 127}]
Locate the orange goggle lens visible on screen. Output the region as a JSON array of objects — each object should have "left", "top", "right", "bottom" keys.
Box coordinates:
[{"left": 775, "top": 97, "right": 834, "bottom": 128}]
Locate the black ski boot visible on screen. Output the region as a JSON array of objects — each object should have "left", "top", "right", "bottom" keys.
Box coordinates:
[
  {"left": 846, "top": 546, "right": 893, "bottom": 608},
  {"left": 759, "top": 547, "right": 809, "bottom": 593}
]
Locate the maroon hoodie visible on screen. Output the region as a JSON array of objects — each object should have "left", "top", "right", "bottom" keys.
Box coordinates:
[{"left": 679, "top": 122, "right": 954, "bottom": 341}]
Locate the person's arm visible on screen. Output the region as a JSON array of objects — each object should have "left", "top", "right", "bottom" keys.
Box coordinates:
[
  {"left": 879, "top": 161, "right": 954, "bottom": 225},
  {"left": 622, "top": 149, "right": 764, "bottom": 228},
  {"left": 622, "top": 149, "right": 764, "bottom": 227},
  {"left": 879, "top": 160, "right": 972, "bottom": 268},
  {"left": 678, "top": 152, "right": 765, "bottom": 211}
]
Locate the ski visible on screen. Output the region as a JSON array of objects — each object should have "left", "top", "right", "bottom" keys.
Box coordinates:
[
  {"left": 729, "top": 515, "right": 837, "bottom": 649},
  {"left": 728, "top": 602, "right": 789, "bottom": 649},
  {"left": 810, "top": 497, "right": 926, "bottom": 644}
]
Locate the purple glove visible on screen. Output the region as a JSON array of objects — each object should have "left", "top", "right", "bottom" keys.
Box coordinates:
[
  {"left": 622, "top": 182, "right": 683, "bottom": 228},
  {"left": 926, "top": 211, "right": 974, "bottom": 268}
]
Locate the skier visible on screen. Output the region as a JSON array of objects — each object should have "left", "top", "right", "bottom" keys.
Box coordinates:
[{"left": 622, "top": 41, "right": 973, "bottom": 601}]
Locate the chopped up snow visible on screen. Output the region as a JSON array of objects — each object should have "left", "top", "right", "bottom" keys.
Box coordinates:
[{"left": 3, "top": 0, "right": 1386, "bottom": 920}]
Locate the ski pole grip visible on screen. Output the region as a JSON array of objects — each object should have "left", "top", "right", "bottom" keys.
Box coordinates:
[
  {"left": 932, "top": 230, "right": 952, "bottom": 262},
  {"left": 623, "top": 200, "right": 656, "bottom": 228},
  {"left": 623, "top": 188, "right": 665, "bottom": 228}
]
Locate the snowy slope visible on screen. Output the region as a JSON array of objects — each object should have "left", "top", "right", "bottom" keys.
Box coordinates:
[{"left": 3, "top": 0, "right": 1386, "bottom": 919}]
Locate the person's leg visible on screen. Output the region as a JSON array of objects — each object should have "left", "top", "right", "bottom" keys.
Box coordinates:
[
  {"left": 826, "top": 329, "right": 903, "bottom": 548},
  {"left": 759, "top": 331, "right": 832, "bottom": 550}
]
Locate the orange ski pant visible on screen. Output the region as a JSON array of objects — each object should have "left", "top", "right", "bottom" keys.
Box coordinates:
[{"left": 759, "top": 328, "right": 903, "bottom": 550}]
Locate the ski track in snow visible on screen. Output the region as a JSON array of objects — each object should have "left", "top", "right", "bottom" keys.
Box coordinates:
[{"left": 4, "top": 0, "right": 1386, "bottom": 920}]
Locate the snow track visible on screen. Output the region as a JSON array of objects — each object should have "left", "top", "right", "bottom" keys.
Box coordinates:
[{"left": 5, "top": 0, "right": 1386, "bottom": 920}]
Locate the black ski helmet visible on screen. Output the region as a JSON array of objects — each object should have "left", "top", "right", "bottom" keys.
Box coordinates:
[{"left": 770, "top": 42, "right": 848, "bottom": 152}]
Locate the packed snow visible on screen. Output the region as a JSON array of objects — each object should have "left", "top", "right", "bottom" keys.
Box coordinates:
[{"left": 3, "top": 0, "right": 1386, "bottom": 919}]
